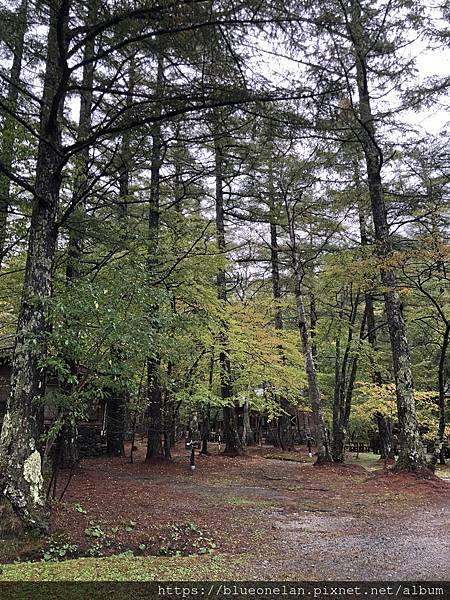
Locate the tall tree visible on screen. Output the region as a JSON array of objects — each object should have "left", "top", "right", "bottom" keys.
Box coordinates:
[
  {"left": 213, "top": 118, "right": 243, "bottom": 456},
  {"left": 295, "top": 0, "right": 429, "bottom": 470},
  {"left": 146, "top": 55, "right": 165, "bottom": 461},
  {"left": 0, "top": 0, "right": 70, "bottom": 531},
  {"left": 285, "top": 196, "right": 333, "bottom": 464},
  {"left": 106, "top": 57, "right": 136, "bottom": 458},
  {"left": 267, "top": 145, "right": 294, "bottom": 451},
  {"left": 345, "top": 0, "right": 426, "bottom": 470}
]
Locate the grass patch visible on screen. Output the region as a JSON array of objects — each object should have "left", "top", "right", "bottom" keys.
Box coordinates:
[
  {"left": 434, "top": 463, "right": 450, "bottom": 481},
  {"left": 345, "top": 452, "right": 384, "bottom": 471},
  {"left": 223, "top": 495, "right": 275, "bottom": 507},
  {"left": 0, "top": 554, "right": 234, "bottom": 581},
  {"left": 346, "top": 452, "right": 450, "bottom": 478}
]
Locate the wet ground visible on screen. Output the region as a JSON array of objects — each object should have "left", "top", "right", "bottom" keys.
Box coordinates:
[{"left": 36, "top": 443, "right": 450, "bottom": 580}]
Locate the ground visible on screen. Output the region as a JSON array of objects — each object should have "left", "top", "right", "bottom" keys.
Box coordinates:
[{"left": 0, "top": 443, "right": 449, "bottom": 581}]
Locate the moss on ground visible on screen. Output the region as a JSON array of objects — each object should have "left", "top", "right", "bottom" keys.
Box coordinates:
[
  {"left": 345, "top": 452, "right": 383, "bottom": 471},
  {"left": 0, "top": 554, "right": 234, "bottom": 581},
  {"left": 435, "top": 463, "right": 450, "bottom": 481},
  {"left": 223, "top": 495, "right": 275, "bottom": 507}
]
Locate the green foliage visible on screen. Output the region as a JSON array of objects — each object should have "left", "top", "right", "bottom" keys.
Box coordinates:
[
  {"left": 0, "top": 554, "right": 234, "bottom": 581},
  {"left": 124, "top": 520, "right": 136, "bottom": 533},
  {"left": 84, "top": 524, "right": 105, "bottom": 539},
  {"left": 41, "top": 534, "right": 78, "bottom": 562}
]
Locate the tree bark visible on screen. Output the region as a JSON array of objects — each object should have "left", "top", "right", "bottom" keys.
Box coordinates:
[
  {"left": 348, "top": 0, "right": 426, "bottom": 471},
  {"left": 374, "top": 411, "right": 394, "bottom": 461},
  {"left": 106, "top": 395, "right": 126, "bottom": 457},
  {"left": 65, "top": 0, "right": 96, "bottom": 282},
  {"left": 0, "top": 0, "right": 70, "bottom": 532},
  {"left": 146, "top": 357, "right": 164, "bottom": 459},
  {"left": 357, "top": 181, "right": 383, "bottom": 387},
  {"left": 268, "top": 162, "right": 293, "bottom": 450},
  {"left": 242, "top": 401, "right": 255, "bottom": 446},
  {"left": 332, "top": 293, "right": 365, "bottom": 462},
  {"left": 200, "top": 408, "right": 210, "bottom": 455},
  {"left": 431, "top": 323, "right": 449, "bottom": 467},
  {"left": 331, "top": 297, "right": 344, "bottom": 461},
  {"left": 285, "top": 200, "right": 332, "bottom": 464}
]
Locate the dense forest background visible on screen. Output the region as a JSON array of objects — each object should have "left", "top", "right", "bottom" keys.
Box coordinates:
[{"left": 0, "top": 0, "right": 449, "bottom": 534}]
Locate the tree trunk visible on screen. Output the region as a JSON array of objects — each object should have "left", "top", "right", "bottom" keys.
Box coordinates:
[
  {"left": 106, "top": 388, "right": 126, "bottom": 457},
  {"left": 214, "top": 126, "right": 242, "bottom": 457},
  {"left": 117, "top": 59, "right": 135, "bottom": 220},
  {"left": 0, "top": 0, "right": 28, "bottom": 267},
  {"left": 349, "top": 0, "right": 426, "bottom": 471},
  {"left": 146, "top": 358, "right": 163, "bottom": 459},
  {"left": 277, "top": 399, "right": 294, "bottom": 451},
  {"left": 200, "top": 407, "right": 210, "bottom": 455},
  {"left": 310, "top": 293, "right": 318, "bottom": 361},
  {"left": 0, "top": 0, "right": 70, "bottom": 532},
  {"left": 332, "top": 293, "right": 364, "bottom": 463},
  {"left": 268, "top": 162, "right": 292, "bottom": 450},
  {"left": 358, "top": 191, "right": 393, "bottom": 461},
  {"left": 375, "top": 412, "right": 395, "bottom": 461},
  {"left": 431, "top": 323, "right": 449, "bottom": 467},
  {"left": 285, "top": 201, "right": 332, "bottom": 464},
  {"left": 242, "top": 401, "right": 255, "bottom": 446},
  {"left": 146, "top": 56, "right": 165, "bottom": 461},
  {"left": 357, "top": 181, "right": 383, "bottom": 387},
  {"left": 65, "top": 0, "right": 96, "bottom": 281},
  {"left": 331, "top": 298, "right": 344, "bottom": 462},
  {"left": 163, "top": 430, "right": 172, "bottom": 460},
  {"left": 200, "top": 352, "right": 215, "bottom": 454}
]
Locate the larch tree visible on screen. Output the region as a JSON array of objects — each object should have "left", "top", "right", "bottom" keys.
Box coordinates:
[
  {"left": 213, "top": 114, "right": 243, "bottom": 456},
  {"left": 295, "top": 0, "right": 430, "bottom": 470},
  {"left": 0, "top": 0, "right": 71, "bottom": 532}
]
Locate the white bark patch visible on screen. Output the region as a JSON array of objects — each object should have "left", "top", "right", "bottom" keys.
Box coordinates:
[
  {"left": 0, "top": 412, "right": 11, "bottom": 444},
  {"left": 23, "top": 450, "right": 44, "bottom": 506}
]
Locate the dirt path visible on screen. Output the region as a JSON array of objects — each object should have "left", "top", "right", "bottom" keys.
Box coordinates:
[
  {"left": 241, "top": 463, "right": 450, "bottom": 579},
  {"left": 13, "top": 443, "right": 449, "bottom": 580}
]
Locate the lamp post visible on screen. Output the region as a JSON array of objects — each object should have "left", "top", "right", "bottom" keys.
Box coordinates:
[{"left": 186, "top": 440, "right": 196, "bottom": 473}]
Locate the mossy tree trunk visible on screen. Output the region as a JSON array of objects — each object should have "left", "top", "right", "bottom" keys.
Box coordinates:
[
  {"left": 348, "top": 0, "right": 426, "bottom": 471},
  {"left": 0, "top": 0, "right": 70, "bottom": 532},
  {"left": 375, "top": 411, "right": 395, "bottom": 461}
]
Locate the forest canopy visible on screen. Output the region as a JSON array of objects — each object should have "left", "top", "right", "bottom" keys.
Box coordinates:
[{"left": 0, "top": 0, "right": 449, "bottom": 534}]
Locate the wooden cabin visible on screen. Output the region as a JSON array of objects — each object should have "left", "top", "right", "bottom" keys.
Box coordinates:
[
  {"left": 209, "top": 403, "right": 316, "bottom": 446},
  {"left": 0, "top": 335, "right": 107, "bottom": 457}
]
